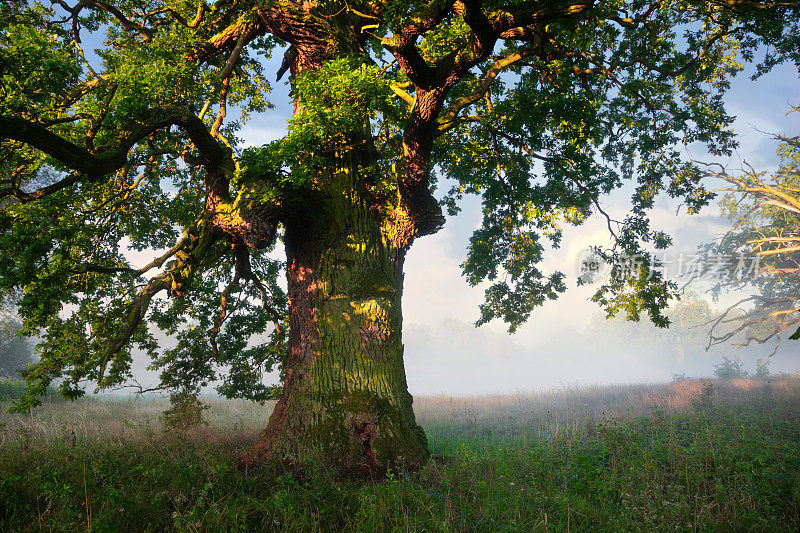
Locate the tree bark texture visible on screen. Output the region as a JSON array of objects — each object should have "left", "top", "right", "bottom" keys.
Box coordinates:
[{"left": 245, "top": 137, "right": 429, "bottom": 475}]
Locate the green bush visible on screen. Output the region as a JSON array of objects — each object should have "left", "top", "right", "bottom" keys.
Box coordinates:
[
  {"left": 713, "top": 356, "right": 749, "bottom": 380},
  {"left": 160, "top": 392, "right": 208, "bottom": 431}
]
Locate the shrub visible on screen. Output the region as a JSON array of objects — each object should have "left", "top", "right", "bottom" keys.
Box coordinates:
[
  {"left": 693, "top": 379, "right": 717, "bottom": 410},
  {"left": 713, "top": 356, "right": 748, "bottom": 380},
  {"left": 160, "top": 392, "right": 208, "bottom": 431}
]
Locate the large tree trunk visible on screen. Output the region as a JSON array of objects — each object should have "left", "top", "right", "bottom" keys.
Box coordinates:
[{"left": 245, "top": 139, "right": 429, "bottom": 476}]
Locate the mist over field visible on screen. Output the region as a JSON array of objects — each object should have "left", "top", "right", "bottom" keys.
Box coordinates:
[
  {"left": 4, "top": 376, "right": 800, "bottom": 530},
  {"left": 402, "top": 319, "right": 799, "bottom": 396}
]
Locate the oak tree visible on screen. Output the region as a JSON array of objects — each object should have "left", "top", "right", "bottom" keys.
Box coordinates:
[{"left": 1, "top": 0, "right": 798, "bottom": 474}]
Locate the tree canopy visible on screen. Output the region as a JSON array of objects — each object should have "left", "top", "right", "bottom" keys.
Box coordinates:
[{"left": 1, "top": 0, "right": 799, "bottom": 470}]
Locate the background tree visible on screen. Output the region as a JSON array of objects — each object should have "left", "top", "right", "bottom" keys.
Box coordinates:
[
  {"left": 702, "top": 120, "right": 800, "bottom": 353},
  {"left": 1, "top": 0, "right": 798, "bottom": 474},
  {"left": 586, "top": 292, "right": 717, "bottom": 362},
  {"left": 755, "top": 357, "right": 771, "bottom": 379},
  {"left": 0, "top": 304, "right": 33, "bottom": 379},
  {"left": 713, "top": 355, "right": 749, "bottom": 379}
]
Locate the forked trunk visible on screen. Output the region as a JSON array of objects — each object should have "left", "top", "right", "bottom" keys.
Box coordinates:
[{"left": 245, "top": 140, "right": 429, "bottom": 476}]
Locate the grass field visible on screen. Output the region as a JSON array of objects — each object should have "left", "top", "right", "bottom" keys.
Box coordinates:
[{"left": 1, "top": 377, "right": 799, "bottom": 532}]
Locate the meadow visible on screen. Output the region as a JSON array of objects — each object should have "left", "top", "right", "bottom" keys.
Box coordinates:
[{"left": 1, "top": 377, "right": 799, "bottom": 532}]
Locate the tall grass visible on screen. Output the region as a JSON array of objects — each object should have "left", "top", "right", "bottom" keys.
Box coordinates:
[
  {"left": 1, "top": 377, "right": 799, "bottom": 531},
  {"left": 0, "top": 394, "right": 271, "bottom": 451},
  {"left": 416, "top": 377, "right": 798, "bottom": 440}
]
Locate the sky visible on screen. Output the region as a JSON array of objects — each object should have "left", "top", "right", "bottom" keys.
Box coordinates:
[{"left": 100, "top": 38, "right": 800, "bottom": 396}]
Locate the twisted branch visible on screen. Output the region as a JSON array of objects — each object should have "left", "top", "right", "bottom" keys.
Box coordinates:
[{"left": 0, "top": 107, "right": 234, "bottom": 202}]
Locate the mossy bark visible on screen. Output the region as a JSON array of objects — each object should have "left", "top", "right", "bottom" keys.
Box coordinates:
[{"left": 245, "top": 138, "right": 429, "bottom": 476}]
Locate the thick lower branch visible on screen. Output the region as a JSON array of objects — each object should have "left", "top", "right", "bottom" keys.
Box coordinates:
[{"left": 0, "top": 107, "right": 234, "bottom": 201}]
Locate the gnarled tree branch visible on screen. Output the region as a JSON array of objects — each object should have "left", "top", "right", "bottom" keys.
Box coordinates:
[{"left": 0, "top": 107, "right": 234, "bottom": 202}]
